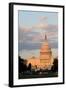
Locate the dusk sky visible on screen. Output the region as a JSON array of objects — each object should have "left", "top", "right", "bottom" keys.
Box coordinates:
[{"left": 18, "top": 10, "right": 58, "bottom": 59}]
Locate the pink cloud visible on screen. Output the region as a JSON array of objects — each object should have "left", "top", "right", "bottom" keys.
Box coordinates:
[
  {"left": 32, "top": 23, "right": 57, "bottom": 31},
  {"left": 47, "top": 25, "right": 58, "bottom": 30},
  {"left": 33, "top": 23, "right": 48, "bottom": 29},
  {"left": 19, "top": 26, "right": 31, "bottom": 32},
  {"left": 32, "top": 34, "right": 42, "bottom": 41},
  {"left": 46, "top": 32, "right": 57, "bottom": 36},
  {"left": 31, "top": 31, "right": 57, "bottom": 42},
  {"left": 38, "top": 16, "right": 48, "bottom": 22}
]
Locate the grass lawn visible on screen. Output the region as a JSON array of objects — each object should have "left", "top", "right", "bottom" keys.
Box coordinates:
[{"left": 19, "top": 71, "right": 58, "bottom": 79}]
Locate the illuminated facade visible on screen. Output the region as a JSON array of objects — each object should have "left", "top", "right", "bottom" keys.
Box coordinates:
[{"left": 40, "top": 35, "right": 53, "bottom": 69}]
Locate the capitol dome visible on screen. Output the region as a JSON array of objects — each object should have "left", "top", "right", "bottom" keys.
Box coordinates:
[{"left": 40, "top": 34, "right": 53, "bottom": 69}]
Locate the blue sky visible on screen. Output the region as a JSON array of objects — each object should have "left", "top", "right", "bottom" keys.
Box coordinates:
[
  {"left": 18, "top": 10, "right": 58, "bottom": 59},
  {"left": 19, "top": 10, "right": 58, "bottom": 27}
]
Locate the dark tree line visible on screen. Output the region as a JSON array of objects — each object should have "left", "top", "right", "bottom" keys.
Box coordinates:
[
  {"left": 19, "top": 56, "right": 58, "bottom": 74},
  {"left": 19, "top": 56, "right": 32, "bottom": 73}
]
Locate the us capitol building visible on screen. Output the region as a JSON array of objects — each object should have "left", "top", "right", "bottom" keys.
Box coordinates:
[{"left": 27, "top": 34, "right": 53, "bottom": 70}]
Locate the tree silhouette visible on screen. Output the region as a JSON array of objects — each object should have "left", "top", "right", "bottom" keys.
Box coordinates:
[
  {"left": 51, "top": 58, "right": 58, "bottom": 72},
  {"left": 19, "top": 56, "right": 28, "bottom": 73},
  {"left": 28, "top": 63, "right": 32, "bottom": 71}
]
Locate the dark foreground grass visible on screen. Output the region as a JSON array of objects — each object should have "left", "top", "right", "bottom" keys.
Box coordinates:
[{"left": 19, "top": 71, "right": 58, "bottom": 79}]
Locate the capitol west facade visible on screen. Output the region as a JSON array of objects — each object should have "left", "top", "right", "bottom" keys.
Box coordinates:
[{"left": 27, "top": 34, "right": 53, "bottom": 70}]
